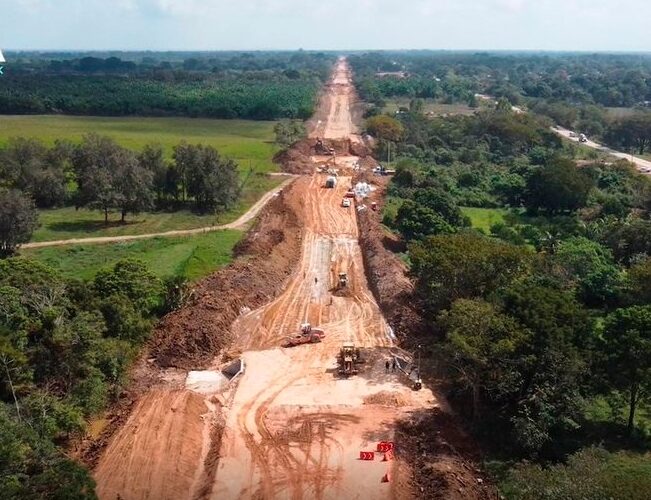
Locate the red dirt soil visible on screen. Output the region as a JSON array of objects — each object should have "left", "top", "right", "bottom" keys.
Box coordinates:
[{"left": 90, "top": 57, "right": 496, "bottom": 500}]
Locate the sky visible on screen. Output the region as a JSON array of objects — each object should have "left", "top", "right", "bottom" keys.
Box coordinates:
[{"left": 0, "top": 0, "right": 649, "bottom": 52}]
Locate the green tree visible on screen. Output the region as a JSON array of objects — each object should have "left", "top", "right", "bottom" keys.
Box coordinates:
[
  {"left": 601, "top": 306, "right": 651, "bottom": 434},
  {"left": 413, "top": 188, "right": 464, "bottom": 226},
  {"left": 138, "top": 144, "right": 167, "bottom": 205},
  {"left": 365, "top": 115, "right": 405, "bottom": 142},
  {"left": 0, "top": 189, "right": 39, "bottom": 258},
  {"left": 553, "top": 237, "right": 623, "bottom": 306},
  {"left": 274, "top": 120, "right": 306, "bottom": 147},
  {"left": 114, "top": 151, "right": 154, "bottom": 223},
  {"left": 93, "top": 259, "right": 162, "bottom": 313},
  {"left": 605, "top": 112, "right": 651, "bottom": 155},
  {"left": 627, "top": 257, "right": 651, "bottom": 304},
  {"left": 186, "top": 145, "right": 239, "bottom": 212},
  {"left": 502, "top": 283, "right": 593, "bottom": 453},
  {"left": 524, "top": 158, "right": 594, "bottom": 213},
  {"left": 440, "top": 299, "right": 528, "bottom": 422},
  {"left": 395, "top": 200, "right": 454, "bottom": 241},
  {"left": 410, "top": 233, "right": 531, "bottom": 312}
]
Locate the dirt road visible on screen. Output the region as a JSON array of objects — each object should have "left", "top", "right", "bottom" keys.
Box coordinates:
[
  {"left": 310, "top": 57, "right": 360, "bottom": 142},
  {"left": 94, "top": 58, "right": 439, "bottom": 500},
  {"left": 21, "top": 176, "right": 295, "bottom": 249}
]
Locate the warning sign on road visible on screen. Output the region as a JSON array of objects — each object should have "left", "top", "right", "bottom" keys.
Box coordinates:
[
  {"left": 359, "top": 451, "right": 375, "bottom": 461},
  {"left": 376, "top": 441, "right": 394, "bottom": 453}
]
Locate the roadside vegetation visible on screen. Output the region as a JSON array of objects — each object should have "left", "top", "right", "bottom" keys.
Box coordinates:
[
  {"left": 0, "top": 132, "right": 281, "bottom": 247},
  {"left": 0, "top": 258, "right": 180, "bottom": 497},
  {"left": 370, "top": 101, "right": 651, "bottom": 498}
]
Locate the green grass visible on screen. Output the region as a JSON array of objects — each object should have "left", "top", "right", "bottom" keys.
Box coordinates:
[
  {"left": 461, "top": 207, "right": 509, "bottom": 232},
  {"left": 22, "top": 230, "right": 243, "bottom": 281},
  {"left": 31, "top": 174, "right": 284, "bottom": 242},
  {"left": 383, "top": 98, "right": 477, "bottom": 116},
  {"left": 0, "top": 115, "right": 279, "bottom": 171}
]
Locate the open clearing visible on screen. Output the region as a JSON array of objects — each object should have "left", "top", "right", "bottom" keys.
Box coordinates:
[
  {"left": 0, "top": 115, "right": 278, "bottom": 170},
  {"left": 94, "top": 57, "right": 443, "bottom": 500},
  {"left": 383, "top": 98, "right": 477, "bottom": 116},
  {"left": 22, "top": 229, "right": 243, "bottom": 281},
  {"left": 461, "top": 207, "right": 509, "bottom": 232}
]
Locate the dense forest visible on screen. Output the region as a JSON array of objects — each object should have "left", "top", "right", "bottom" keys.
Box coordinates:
[
  {"left": 371, "top": 106, "right": 651, "bottom": 497},
  {"left": 0, "top": 256, "right": 178, "bottom": 497},
  {"left": 0, "top": 51, "right": 335, "bottom": 119}
]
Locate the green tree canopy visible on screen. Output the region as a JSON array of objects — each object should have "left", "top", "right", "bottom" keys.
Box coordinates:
[
  {"left": 601, "top": 305, "right": 651, "bottom": 434},
  {"left": 410, "top": 232, "right": 531, "bottom": 312},
  {"left": 524, "top": 158, "right": 594, "bottom": 213},
  {"left": 0, "top": 189, "right": 39, "bottom": 258}
]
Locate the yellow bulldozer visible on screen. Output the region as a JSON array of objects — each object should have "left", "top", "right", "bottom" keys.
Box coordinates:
[{"left": 337, "top": 341, "right": 363, "bottom": 377}]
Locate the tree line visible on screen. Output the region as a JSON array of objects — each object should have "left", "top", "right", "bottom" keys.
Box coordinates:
[
  {"left": 349, "top": 51, "right": 651, "bottom": 108},
  {"left": 374, "top": 104, "right": 651, "bottom": 496},
  {"left": 0, "top": 52, "right": 335, "bottom": 120},
  {"left": 0, "top": 135, "right": 241, "bottom": 256},
  {"left": 0, "top": 256, "right": 183, "bottom": 497}
]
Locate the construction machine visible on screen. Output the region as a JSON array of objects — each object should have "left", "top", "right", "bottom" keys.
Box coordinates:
[
  {"left": 283, "top": 323, "right": 325, "bottom": 348},
  {"left": 338, "top": 272, "right": 348, "bottom": 288},
  {"left": 337, "top": 341, "right": 363, "bottom": 377},
  {"left": 315, "top": 137, "right": 335, "bottom": 155}
]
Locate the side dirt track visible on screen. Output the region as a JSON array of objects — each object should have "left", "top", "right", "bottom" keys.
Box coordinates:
[{"left": 91, "top": 57, "right": 496, "bottom": 500}]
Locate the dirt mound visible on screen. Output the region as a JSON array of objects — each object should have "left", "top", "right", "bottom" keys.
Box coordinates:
[
  {"left": 273, "top": 139, "right": 314, "bottom": 174},
  {"left": 363, "top": 390, "right": 409, "bottom": 407},
  {"left": 274, "top": 138, "right": 371, "bottom": 175},
  {"left": 94, "top": 390, "right": 214, "bottom": 500},
  {"left": 354, "top": 176, "right": 426, "bottom": 342},
  {"left": 149, "top": 181, "right": 303, "bottom": 370},
  {"left": 396, "top": 409, "right": 498, "bottom": 500}
]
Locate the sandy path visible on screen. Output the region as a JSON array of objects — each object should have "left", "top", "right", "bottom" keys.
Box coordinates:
[
  {"left": 21, "top": 176, "right": 296, "bottom": 249},
  {"left": 93, "top": 58, "right": 437, "bottom": 500}
]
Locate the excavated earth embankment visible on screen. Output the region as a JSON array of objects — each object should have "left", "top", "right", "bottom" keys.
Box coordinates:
[
  {"left": 151, "top": 182, "right": 303, "bottom": 370},
  {"left": 354, "top": 175, "right": 498, "bottom": 500}
]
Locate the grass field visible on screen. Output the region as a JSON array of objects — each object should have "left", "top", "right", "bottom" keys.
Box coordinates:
[
  {"left": 0, "top": 115, "right": 279, "bottom": 172},
  {"left": 22, "top": 230, "right": 243, "bottom": 281},
  {"left": 461, "top": 207, "right": 509, "bottom": 232},
  {"left": 31, "top": 174, "right": 283, "bottom": 242},
  {"left": 383, "top": 98, "right": 477, "bottom": 116}
]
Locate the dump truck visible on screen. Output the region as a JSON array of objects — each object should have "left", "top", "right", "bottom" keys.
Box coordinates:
[
  {"left": 325, "top": 176, "right": 337, "bottom": 188},
  {"left": 337, "top": 342, "right": 363, "bottom": 377},
  {"left": 283, "top": 323, "right": 325, "bottom": 348}
]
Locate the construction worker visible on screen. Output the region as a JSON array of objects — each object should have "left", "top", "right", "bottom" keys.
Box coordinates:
[
  {"left": 392, "top": 359, "right": 397, "bottom": 372},
  {"left": 385, "top": 360, "right": 390, "bottom": 373},
  {"left": 315, "top": 276, "right": 318, "bottom": 285}
]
